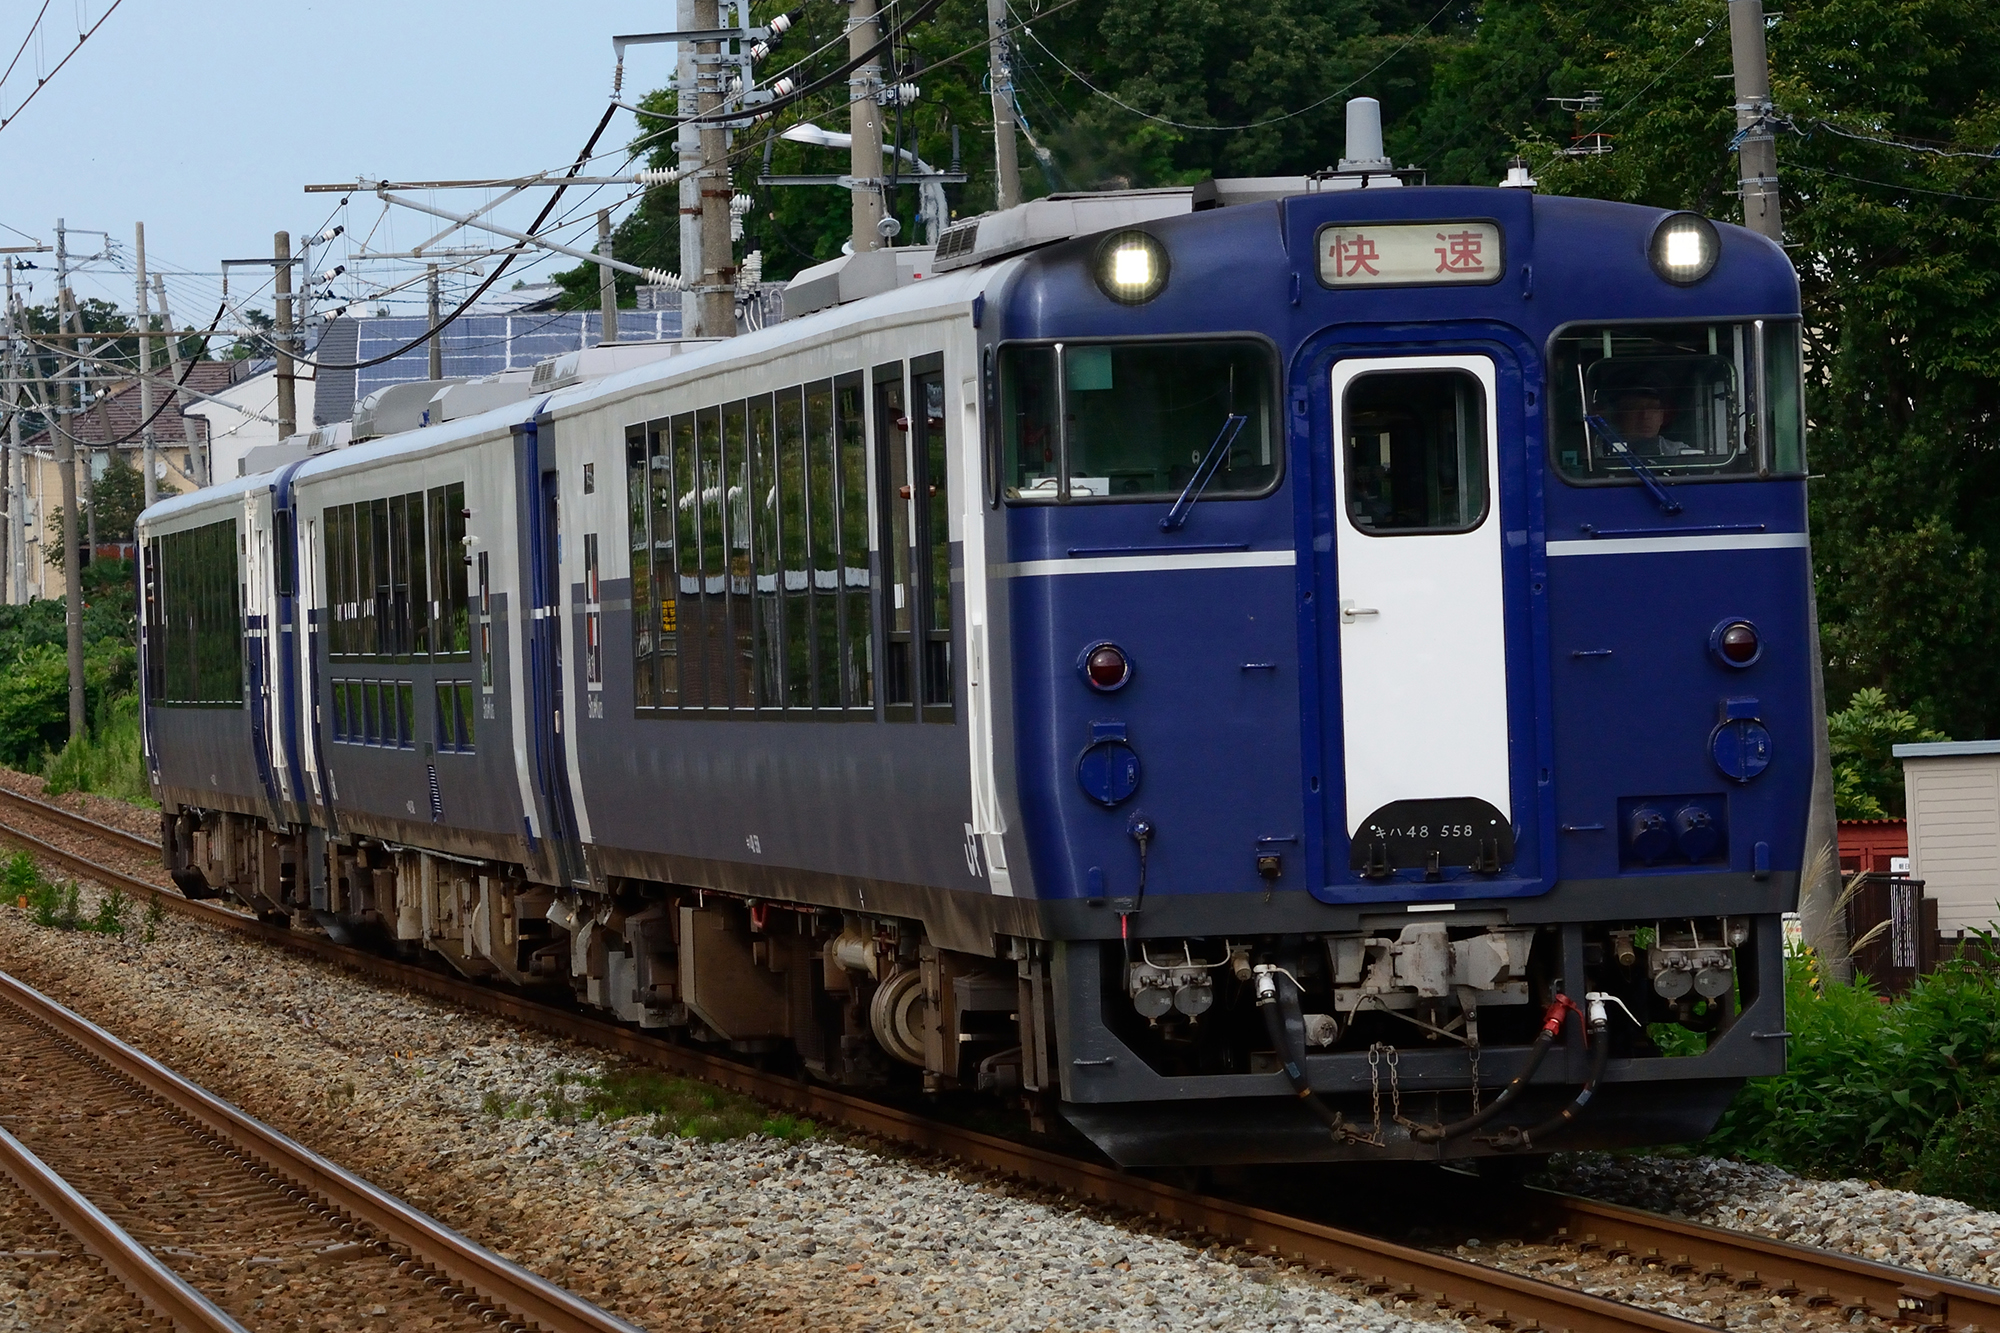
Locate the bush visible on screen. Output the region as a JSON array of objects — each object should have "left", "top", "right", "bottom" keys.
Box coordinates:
[
  {"left": 1908, "top": 1085, "right": 2000, "bottom": 1210},
  {"left": 1706, "top": 946, "right": 2000, "bottom": 1196},
  {"left": 42, "top": 691, "right": 151, "bottom": 806}
]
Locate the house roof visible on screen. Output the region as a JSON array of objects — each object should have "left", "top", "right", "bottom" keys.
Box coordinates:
[
  {"left": 22, "top": 360, "right": 241, "bottom": 453},
  {"left": 1893, "top": 740, "right": 2000, "bottom": 759}
]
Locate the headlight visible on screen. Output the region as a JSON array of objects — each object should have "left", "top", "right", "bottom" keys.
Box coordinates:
[
  {"left": 1649, "top": 212, "right": 1720, "bottom": 286},
  {"left": 1094, "top": 230, "right": 1169, "bottom": 305}
]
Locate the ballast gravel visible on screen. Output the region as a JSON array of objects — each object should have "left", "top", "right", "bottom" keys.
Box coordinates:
[
  {"left": 0, "top": 878, "right": 1466, "bottom": 1333},
  {"left": 1549, "top": 1153, "right": 2000, "bottom": 1286}
]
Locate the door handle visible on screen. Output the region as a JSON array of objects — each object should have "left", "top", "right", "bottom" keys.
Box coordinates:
[{"left": 1339, "top": 599, "right": 1380, "bottom": 624}]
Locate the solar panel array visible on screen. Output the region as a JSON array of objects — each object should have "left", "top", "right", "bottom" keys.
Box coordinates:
[{"left": 355, "top": 310, "right": 682, "bottom": 396}]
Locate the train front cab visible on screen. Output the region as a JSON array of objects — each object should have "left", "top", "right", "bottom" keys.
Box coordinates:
[{"left": 993, "top": 186, "right": 1810, "bottom": 1165}]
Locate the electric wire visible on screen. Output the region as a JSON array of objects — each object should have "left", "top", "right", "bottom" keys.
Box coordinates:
[
  {"left": 267, "top": 102, "right": 624, "bottom": 373},
  {"left": 0, "top": 0, "right": 122, "bottom": 134},
  {"left": 0, "top": 0, "right": 52, "bottom": 104},
  {"left": 1804, "top": 117, "right": 2000, "bottom": 161}
]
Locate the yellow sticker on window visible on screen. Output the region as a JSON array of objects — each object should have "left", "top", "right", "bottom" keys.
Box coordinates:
[{"left": 660, "top": 599, "right": 677, "bottom": 632}]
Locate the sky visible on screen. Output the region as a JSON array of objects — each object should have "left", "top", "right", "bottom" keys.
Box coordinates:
[{"left": 0, "top": 0, "right": 694, "bottom": 328}]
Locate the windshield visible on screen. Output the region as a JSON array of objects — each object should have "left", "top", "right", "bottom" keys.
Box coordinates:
[
  {"left": 999, "top": 340, "right": 1279, "bottom": 502},
  {"left": 1550, "top": 321, "right": 1804, "bottom": 482}
]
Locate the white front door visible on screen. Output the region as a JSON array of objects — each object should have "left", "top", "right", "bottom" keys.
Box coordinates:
[{"left": 1331, "top": 354, "right": 1512, "bottom": 875}]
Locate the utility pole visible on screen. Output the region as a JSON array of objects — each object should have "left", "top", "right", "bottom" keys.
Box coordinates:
[
  {"left": 694, "top": 0, "right": 736, "bottom": 337},
  {"left": 426, "top": 265, "right": 443, "bottom": 381},
  {"left": 1729, "top": 0, "right": 1782, "bottom": 244},
  {"left": 274, "top": 231, "right": 296, "bottom": 440},
  {"left": 1, "top": 262, "right": 15, "bottom": 604},
  {"left": 848, "top": 0, "right": 887, "bottom": 253},
  {"left": 153, "top": 274, "right": 202, "bottom": 487},
  {"left": 1730, "top": 0, "right": 1835, "bottom": 974},
  {"left": 135, "top": 221, "right": 157, "bottom": 508},
  {"left": 986, "top": 0, "right": 1021, "bottom": 210},
  {"left": 597, "top": 210, "right": 619, "bottom": 344},
  {"left": 677, "top": 0, "right": 702, "bottom": 340},
  {"left": 54, "top": 220, "right": 85, "bottom": 741}
]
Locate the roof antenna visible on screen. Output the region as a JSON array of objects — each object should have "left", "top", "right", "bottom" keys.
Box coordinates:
[{"left": 1338, "top": 97, "right": 1393, "bottom": 173}]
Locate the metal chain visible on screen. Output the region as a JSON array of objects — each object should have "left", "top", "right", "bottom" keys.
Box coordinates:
[
  {"left": 1468, "top": 1037, "right": 1483, "bottom": 1114},
  {"left": 1367, "top": 1043, "right": 1384, "bottom": 1145},
  {"left": 1385, "top": 1044, "right": 1404, "bottom": 1125}
]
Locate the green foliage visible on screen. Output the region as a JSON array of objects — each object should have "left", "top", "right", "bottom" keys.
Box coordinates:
[
  {"left": 485, "top": 1065, "right": 816, "bottom": 1143},
  {"left": 1514, "top": 0, "right": 2000, "bottom": 739},
  {"left": 142, "top": 893, "right": 164, "bottom": 943},
  {"left": 42, "top": 691, "right": 152, "bottom": 806},
  {"left": 3, "top": 849, "right": 38, "bottom": 900},
  {"left": 88, "top": 461, "right": 147, "bottom": 545},
  {"left": 6, "top": 848, "right": 132, "bottom": 937},
  {"left": 1829, "top": 688, "right": 1946, "bottom": 818},
  {"left": 0, "top": 639, "right": 136, "bottom": 771},
  {"left": 1707, "top": 945, "right": 2000, "bottom": 1204}
]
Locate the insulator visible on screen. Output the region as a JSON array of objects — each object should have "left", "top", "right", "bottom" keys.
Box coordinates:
[
  {"left": 730, "top": 194, "right": 752, "bottom": 217},
  {"left": 314, "top": 225, "right": 344, "bottom": 244},
  {"left": 877, "top": 81, "right": 920, "bottom": 107},
  {"left": 750, "top": 41, "right": 771, "bottom": 60},
  {"left": 634, "top": 167, "right": 680, "bottom": 186},
  {"left": 769, "top": 11, "right": 794, "bottom": 35},
  {"left": 768, "top": 76, "right": 795, "bottom": 98},
  {"left": 729, "top": 74, "right": 744, "bottom": 96},
  {"left": 312, "top": 265, "right": 346, "bottom": 285},
  {"left": 643, "top": 270, "right": 683, "bottom": 289},
  {"left": 612, "top": 60, "right": 624, "bottom": 98}
]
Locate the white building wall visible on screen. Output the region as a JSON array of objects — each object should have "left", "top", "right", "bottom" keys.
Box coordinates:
[
  {"left": 182, "top": 368, "right": 315, "bottom": 481},
  {"left": 1903, "top": 754, "right": 2000, "bottom": 934}
]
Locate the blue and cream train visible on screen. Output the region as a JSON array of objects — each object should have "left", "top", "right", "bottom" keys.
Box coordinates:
[{"left": 138, "top": 159, "right": 1811, "bottom": 1164}]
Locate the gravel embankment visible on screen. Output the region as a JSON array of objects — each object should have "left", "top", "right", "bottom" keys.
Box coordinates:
[
  {"left": 1548, "top": 1153, "right": 2000, "bottom": 1284},
  {"left": 0, "top": 875, "right": 1466, "bottom": 1333}
]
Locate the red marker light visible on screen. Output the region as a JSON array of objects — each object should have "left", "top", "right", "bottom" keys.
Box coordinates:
[
  {"left": 1085, "top": 644, "right": 1131, "bottom": 691},
  {"left": 1719, "top": 622, "right": 1759, "bottom": 664}
]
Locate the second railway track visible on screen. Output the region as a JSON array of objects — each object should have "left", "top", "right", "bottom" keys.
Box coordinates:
[
  {"left": 0, "top": 966, "right": 645, "bottom": 1333},
  {"left": 0, "top": 781, "right": 1991, "bottom": 1333}
]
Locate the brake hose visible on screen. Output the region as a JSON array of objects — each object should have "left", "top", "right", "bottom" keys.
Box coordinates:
[
  {"left": 1254, "top": 964, "right": 1346, "bottom": 1135},
  {"left": 1488, "top": 993, "right": 1622, "bottom": 1152},
  {"left": 1411, "top": 993, "right": 1579, "bottom": 1144}
]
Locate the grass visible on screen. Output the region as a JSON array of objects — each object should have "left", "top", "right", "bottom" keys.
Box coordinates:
[
  {"left": 6, "top": 848, "right": 128, "bottom": 935},
  {"left": 1703, "top": 938, "right": 2000, "bottom": 1209},
  {"left": 41, "top": 691, "right": 153, "bottom": 806},
  {"left": 483, "top": 1066, "right": 816, "bottom": 1143}
]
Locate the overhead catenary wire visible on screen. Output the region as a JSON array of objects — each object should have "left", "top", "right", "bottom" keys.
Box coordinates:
[{"left": 0, "top": 0, "right": 123, "bottom": 134}]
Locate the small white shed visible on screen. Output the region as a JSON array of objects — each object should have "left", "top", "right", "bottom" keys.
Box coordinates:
[{"left": 1896, "top": 740, "right": 2000, "bottom": 935}]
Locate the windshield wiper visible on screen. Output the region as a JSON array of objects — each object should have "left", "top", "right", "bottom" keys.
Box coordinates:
[
  {"left": 1584, "top": 414, "right": 1684, "bottom": 516},
  {"left": 1160, "top": 413, "right": 1248, "bottom": 532}
]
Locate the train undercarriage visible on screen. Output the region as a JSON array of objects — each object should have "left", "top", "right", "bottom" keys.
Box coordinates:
[{"left": 164, "top": 805, "right": 1773, "bottom": 1162}]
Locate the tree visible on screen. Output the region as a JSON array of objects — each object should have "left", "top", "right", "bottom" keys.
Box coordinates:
[{"left": 1829, "top": 688, "right": 1945, "bottom": 818}]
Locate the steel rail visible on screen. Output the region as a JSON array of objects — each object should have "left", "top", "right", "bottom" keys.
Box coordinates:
[
  {"left": 0, "top": 1121, "right": 251, "bottom": 1332},
  {"left": 2, "top": 787, "right": 1979, "bottom": 1333},
  {"left": 0, "top": 969, "right": 646, "bottom": 1333},
  {"left": 1532, "top": 1191, "right": 2000, "bottom": 1332}
]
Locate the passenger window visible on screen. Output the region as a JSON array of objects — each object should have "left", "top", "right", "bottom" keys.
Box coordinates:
[
  {"left": 749, "top": 395, "right": 782, "bottom": 707},
  {"left": 627, "top": 427, "right": 653, "bottom": 707},
  {"left": 874, "top": 364, "right": 914, "bottom": 714},
  {"left": 835, "top": 372, "right": 872, "bottom": 710},
  {"left": 722, "top": 401, "right": 752, "bottom": 707},
  {"left": 999, "top": 340, "right": 1278, "bottom": 502},
  {"left": 1343, "top": 370, "right": 1488, "bottom": 535},
  {"left": 806, "top": 381, "right": 840, "bottom": 709},
  {"left": 911, "top": 359, "right": 953, "bottom": 715}
]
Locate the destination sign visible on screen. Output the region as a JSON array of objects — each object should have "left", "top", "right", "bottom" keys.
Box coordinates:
[{"left": 1316, "top": 221, "right": 1504, "bottom": 288}]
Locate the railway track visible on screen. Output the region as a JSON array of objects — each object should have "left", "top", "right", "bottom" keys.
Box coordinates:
[
  {"left": 0, "top": 783, "right": 1990, "bottom": 1333},
  {"left": 0, "top": 964, "right": 646, "bottom": 1333}
]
